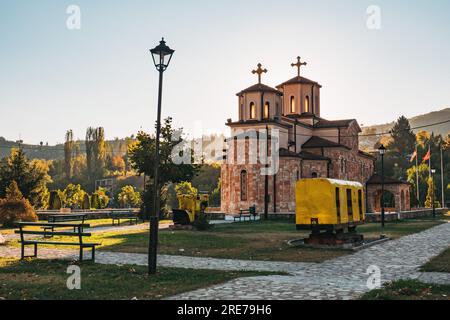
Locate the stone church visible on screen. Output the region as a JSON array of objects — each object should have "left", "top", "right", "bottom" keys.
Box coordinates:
[{"left": 221, "top": 57, "right": 376, "bottom": 214}]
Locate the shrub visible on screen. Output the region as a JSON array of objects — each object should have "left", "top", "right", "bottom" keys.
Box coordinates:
[
  {"left": 91, "top": 194, "right": 100, "bottom": 209},
  {"left": 81, "top": 193, "right": 91, "bottom": 210},
  {"left": 0, "top": 182, "right": 37, "bottom": 227},
  {"left": 192, "top": 212, "right": 213, "bottom": 231},
  {"left": 49, "top": 191, "right": 62, "bottom": 210}
]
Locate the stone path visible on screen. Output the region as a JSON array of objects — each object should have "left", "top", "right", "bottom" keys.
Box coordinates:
[
  {"left": 171, "top": 222, "right": 450, "bottom": 300},
  {"left": 0, "top": 221, "right": 449, "bottom": 300}
]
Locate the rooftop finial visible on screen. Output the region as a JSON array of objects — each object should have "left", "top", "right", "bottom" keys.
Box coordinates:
[
  {"left": 252, "top": 63, "right": 268, "bottom": 84},
  {"left": 291, "top": 56, "right": 307, "bottom": 77}
]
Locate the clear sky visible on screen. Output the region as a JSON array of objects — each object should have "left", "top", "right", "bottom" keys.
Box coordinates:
[{"left": 1, "top": 0, "right": 450, "bottom": 145}]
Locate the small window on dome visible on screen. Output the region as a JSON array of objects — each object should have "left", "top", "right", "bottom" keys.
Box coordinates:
[
  {"left": 264, "top": 102, "right": 270, "bottom": 119},
  {"left": 250, "top": 102, "right": 256, "bottom": 119},
  {"left": 290, "top": 96, "right": 295, "bottom": 113},
  {"left": 305, "top": 96, "right": 310, "bottom": 113}
]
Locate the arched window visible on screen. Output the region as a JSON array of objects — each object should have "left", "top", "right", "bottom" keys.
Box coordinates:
[
  {"left": 264, "top": 102, "right": 270, "bottom": 119},
  {"left": 240, "top": 170, "right": 248, "bottom": 201},
  {"left": 305, "top": 96, "right": 310, "bottom": 113},
  {"left": 249, "top": 102, "right": 256, "bottom": 119},
  {"left": 290, "top": 96, "right": 295, "bottom": 113}
]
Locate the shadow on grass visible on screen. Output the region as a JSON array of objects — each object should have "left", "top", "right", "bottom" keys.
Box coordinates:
[{"left": 0, "top": 257, "right": 285, "bottom": 300}]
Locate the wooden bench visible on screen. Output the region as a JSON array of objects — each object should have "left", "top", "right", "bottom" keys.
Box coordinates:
[
  {"left": 44, "top": 214, "right": 88, "bottom": 233},
  {"left": 234, "top": 206, "right": 259, "bottom": 222},
  {"left": 110, "top": 211, "right": 140, "bottom": 226},
  {"left": 15, "top": 222, "right": 100, "bottom": 262}
]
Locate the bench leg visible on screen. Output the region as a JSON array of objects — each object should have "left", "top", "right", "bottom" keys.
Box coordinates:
[
  {"left": 92, "top": 246, "right": 96, "bottom": 262},
  {"left": 79, "top": 247, "right": 83, "bottom": 262},
  {"left": 20, "top": 243, "right": 38, "bottom": 259}
]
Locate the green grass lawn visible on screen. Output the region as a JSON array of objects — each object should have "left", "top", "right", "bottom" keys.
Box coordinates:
[
  {"left": 0, "top": 257, "right": 282, "bottom": 300},
  {"left": 361, "top": 280, "right": 450, "bottom": 300},
  {"left": 5, "top": 216, "right": 446, "bottom": 263},
  {"left": 421, "top": 247, "right": 450, "bottom": 273}
]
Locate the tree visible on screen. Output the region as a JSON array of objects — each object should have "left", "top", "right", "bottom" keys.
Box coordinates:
[
  {"left": 209, "top": 179, "right": 221, "bottom": 207},
  {"left": 425, "top": 176, "right": 436, "bottom": 208},
  {"left": 63, "top": 184, "right": 86, "bottom": 209},
  {"left": 5, "top": 180, "right": 23, "bottom": 200},
  {"left": 407, "top": 163, "right": 430, "bottom": 207},
  {"left": 86, "top": 127, "right": 106, "bottom": 185},
  {"left": 48, "top": 190, "right": 62, "bottom": 210},
  {"left": 175, "top": 181, "right": 198, "bottom": 196},
  {"left": 388, "top": 116, "right": 416, "bottom": 156},
  {"left": 117, "top": 185, "right": 142, "bottom": 208},
  {"left": 378, "top": 116, "right": 416, "bottom": 181},
  {"left": 128, "top": 117, "right": 199, "bottom": 219},
  {"left": 92, "top": 187, "right": 109, "bottom": 209},
  {"left": 64, "top": 130, "right": 74, "bottom": 180},
  {"left": 81, "top": 193, "right": 91, "bottom": 210},
  {"left": 0, "top": 181, "right": 37, "bottom": 227},
  {"left": 191, "top": 163, "right": 221, "bottom": 193},
  {"left": 0, "top": 149, "right": 51, "bottom": 209}
]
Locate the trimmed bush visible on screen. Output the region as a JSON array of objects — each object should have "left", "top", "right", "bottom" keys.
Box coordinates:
[
  {"left": 82, "top": 193, "right": 91, "bottom": 210},
  {"left": 0, "top": 197, "right": 37, "bottom": 228},
  {"left": 91, "top": 194, "right": 100, "bottom": 209},
  {"left": 49, "top": 191, "right": 62, "bottom": 210},
  {"left": 192, "top": 212, "right": 213, "bottom": 231}
]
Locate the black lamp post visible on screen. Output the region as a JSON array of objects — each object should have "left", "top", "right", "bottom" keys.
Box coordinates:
[
  {"left": 431, "top": 168, "right": 436, "bottom": 218},
  {"left": 378, "top": 144, "right": 386, "bottom": 228},
  {"left": 148, "top": 38, "right": 174, "bottom": 275}
]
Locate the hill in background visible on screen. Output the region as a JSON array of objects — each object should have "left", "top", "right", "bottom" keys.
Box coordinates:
[
  {"left": 1, "top": 109, "right": 449, "bottom": 159},
  {"left": 360, "top": 108, "right": 450, "bottom": 151}
]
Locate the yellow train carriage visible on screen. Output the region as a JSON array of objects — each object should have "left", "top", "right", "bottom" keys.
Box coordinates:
[{"left": 296, "top": 178, "right": 365, "bottom": 232}]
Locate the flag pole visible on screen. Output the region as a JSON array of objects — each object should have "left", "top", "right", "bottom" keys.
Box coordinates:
[
  {"left": 428, "top": 144, "right": 432, "bottom": 177},
  {"left": 441, "top": 144, "right": 445, "bottom": 208},
  {"left": 415, "top": 145, "right": 420, "bottom": 208}
]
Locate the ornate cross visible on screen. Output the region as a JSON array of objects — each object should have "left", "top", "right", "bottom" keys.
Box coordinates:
[
  {"left": 291, "top": 56, "right": 307, "bottom": 77},
  {"left": 252, "top": 63, "right": 267, "bottom": 84}
]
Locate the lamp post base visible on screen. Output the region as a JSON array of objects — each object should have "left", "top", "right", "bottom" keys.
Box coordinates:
[{"left": 148, "top": 216, "right": 159, "bottom": 274}]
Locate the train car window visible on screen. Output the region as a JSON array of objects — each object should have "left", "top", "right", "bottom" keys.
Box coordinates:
[
  {"left": 358, "top": 190, "right": 363, "bottom": 220},
  {"left": 335, "top": 188, "right": 341, "bottom": 222},
  {"left": 346, "top": 189, "right": 353, "bottom": 217}
]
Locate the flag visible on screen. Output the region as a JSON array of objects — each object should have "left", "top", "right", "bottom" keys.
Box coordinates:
[
  {"left": 409, "top": 150, "right": 417, "bottom": 163},
  {"left": 422, "top": 148, "right": 431, "bottom": 163}
]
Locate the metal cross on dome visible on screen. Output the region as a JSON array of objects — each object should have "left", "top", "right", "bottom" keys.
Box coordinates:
[
  {"left": 291, "top": 56, "right": 307, "bottom": 77},
  {"left": 252, "top": 63, "right": 267, "bottom": 84}
]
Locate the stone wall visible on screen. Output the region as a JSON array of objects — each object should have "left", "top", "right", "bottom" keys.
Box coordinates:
[{"left": 365, "top": 208, "right": 447, "bottom": 222}]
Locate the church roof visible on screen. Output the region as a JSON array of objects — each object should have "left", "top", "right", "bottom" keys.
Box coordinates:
[
  {"left": 366, "top": 174, "right": 410, "bottom": 185},
  {"left": 302, "top": 136, "right": 351, "bottom": 150},
  {"left": 279, "top": 148, "right": 330, "bottom": 161},
  {"left": 298, "top": 150, "right": 330, "bottom": 161},
  {"left": 313, "top": 119, "right": 356, "bottom": 128},
  {"left": 236, "top": 83, "right": 283, "bottom": 96},
  {"left": 276, "top": 76, "right": 322, "bottom": 88}
]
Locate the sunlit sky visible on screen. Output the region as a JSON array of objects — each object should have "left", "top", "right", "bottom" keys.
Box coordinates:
[{"left": 1, "top": 0, "right": 450, "bottom": 145}]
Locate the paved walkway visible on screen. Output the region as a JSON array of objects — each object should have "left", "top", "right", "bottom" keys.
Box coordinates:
[{"left": 0, "top": 221, "right": 449, "bottom": 300}]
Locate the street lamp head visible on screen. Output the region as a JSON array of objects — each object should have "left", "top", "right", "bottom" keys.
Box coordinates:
[
  {"left": 150, "top": 37, "right": 175, "bottom": 72},
  {"left": 378, "top": 144, "right": 386, "bottom": 155},
  {"left": 431, "top": 168, "right": 436, "bottom": 174}
]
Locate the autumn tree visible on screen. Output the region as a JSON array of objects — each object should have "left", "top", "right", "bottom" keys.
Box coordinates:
[
  {"left": 0, "top": 149, "right": 51, "bottom": 209},
  {"left": 63, "top": 184, "right": 87, "bottom": 209},
  {"left": 86, "top": 127, "right": 106, "bottom": 184},
  {"left": 117, "top": 185, "right": 142, "bottom": 208},
  {"left": 175, "top": 181, "right": 198, "bottom": 196},
  {"left": 128, "top": 117, "right": 199, "bottom": 219}
]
